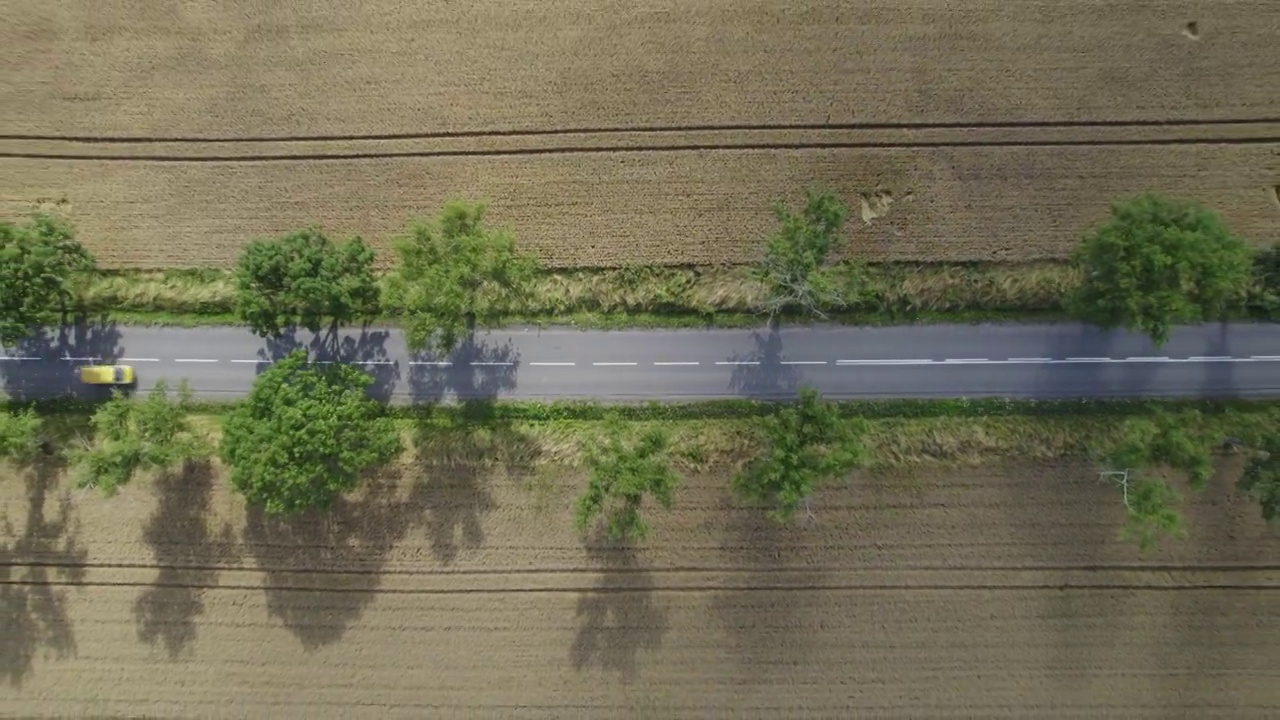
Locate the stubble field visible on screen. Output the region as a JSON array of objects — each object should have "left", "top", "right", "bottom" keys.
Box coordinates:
[
  {"left": 2, "top": 0, "right": 1279, "bottom": 268},
  {"left": 3, "top": 454, "right": 1278, "bottom": 717}
]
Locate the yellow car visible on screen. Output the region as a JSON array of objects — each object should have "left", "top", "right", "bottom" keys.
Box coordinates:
[{"left": 79, "top": 365, "right": 135, "bottom": 386}]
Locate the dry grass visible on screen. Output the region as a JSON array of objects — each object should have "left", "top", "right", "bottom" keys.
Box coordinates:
[
  {"left": 4, "top": 1, "right": 1278, "bottom": 136},
  {"left": 73, "top": 263, "right": 1083, "bottom": 321}
]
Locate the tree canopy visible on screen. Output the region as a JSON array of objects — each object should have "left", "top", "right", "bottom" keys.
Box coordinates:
[
  {"left": 385, "top": 201, "right": 540, "bottom": 355},
  {"left": 574, "top": 416, "right": 681, "bottom": 543},
  {"left": 0, "top": 408, "right": 43, "bottom": 465},
  {"left": 220, "top": 350, "right": 401, "bottom": 515},
  {"left": 1239, "top": 436, "right": 1280, "bottom": 525},
  {"left": 753, "top": 188, "right": 852, "bottom": 318},
  {"left": 1068, "top": 194, "right": 1252, "bottom": 346},
  {"left": 732, "top": 387, "right": 868, "bottom": 521},
  {"left": 0, "top": 213, "right": 95, "bottom": 345},
  {"left": 71, "top": 380, "right": 209, "bottom": 495},
  {"left": 233, "top": 228, "right": 381, "bottom": 338},
  {"left": 1096, "top": 411, "right": 1213, "bottom": 550}
]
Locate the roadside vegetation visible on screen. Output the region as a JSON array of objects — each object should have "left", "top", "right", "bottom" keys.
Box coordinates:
[
  {"left": 5, "top": 394, "right": 1277, "bottom": 549},
  {"left": 5, "top": 193, "right": 1276, "bottom": 337}
]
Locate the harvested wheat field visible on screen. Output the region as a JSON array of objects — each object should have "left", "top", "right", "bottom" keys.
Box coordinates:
[
  {"left": 3, "top": 143, "right": 1279, "bottom": 268},
  {"left": 2, "top": 0, "right": 1279, "bottom": 268},
  {"left": 3, "top": 456, "right": 1278, "bottom": 718}
]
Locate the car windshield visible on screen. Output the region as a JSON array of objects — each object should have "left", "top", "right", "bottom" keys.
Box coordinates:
[{"left": 113, "top": 367, "right": 124, "bottom": 382}]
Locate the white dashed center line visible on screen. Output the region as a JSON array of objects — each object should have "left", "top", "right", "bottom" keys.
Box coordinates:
[
  {"left": 1189, "top": 356, "right": 1232, "bottom": 361},
  {"left": 231, "top": 359, "right": 260, "bottom": 364},
  {"left": 1251, "top": 355, "right": 1280, "bottom": 361},
  {"left": 943, "top": 358, "right": 989, "bottom": 363},
  {"left": 593, "top": 362, "right": 638, "bottom": 366},
  {"left": 472, "top": 362, "right": 515, "bottom": 367},
  {"left": 1123, "top": 356, "right": 1169, "bottom": 362},
  {"left": 653, "top": 361, "right": 699, "bottom": 366},
  {"left": 0, "top": 356, "right": 37, "bottom": 361},
  {"left": 408, "top": 361, "right": 452, "bottom": 366},
  {"left": 529, "top": 362, "right": 575, "bottom": 366},
  {"left": 1008, "top": 357, "right": 1052, "bottom": 363},
  {"left": 780, "top": 360, "right": 827, "bottom": 365},
  {"left": 62, "top": 356, "right": 98, "bottom": 362},
  {"left": 716, "top": 361, "right": 760, "bottom": 366},
  {"left": 119, "top": 357, "right": 160, "bottom": 362},
  {"left": 174, "top": 358, "right": 219, "bottom": 363}
]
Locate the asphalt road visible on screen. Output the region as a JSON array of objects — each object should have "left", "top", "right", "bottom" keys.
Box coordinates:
[{"left": 2, "top": 322, "right": 1280, "bottom": 403}]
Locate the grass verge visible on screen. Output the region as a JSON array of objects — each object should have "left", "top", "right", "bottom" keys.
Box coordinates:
[
  {"left": 73, "top": 262, "right": 1088, "bottom": 329},
  {"left": 9, "top": 397, "right": 1276, "bottom": 472}
]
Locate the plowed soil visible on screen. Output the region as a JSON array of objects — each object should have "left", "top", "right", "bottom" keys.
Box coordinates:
[
  {"left": 3, "top": 458, "right": 1278, "bottom": 717},
  {"left": 2, "top": 0, "right": 1279, "bottom": 269}
]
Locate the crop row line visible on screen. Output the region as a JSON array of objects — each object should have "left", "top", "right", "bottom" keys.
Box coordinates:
[
  {"left": 4, "top": 136, "right": 1280, "bottom": 163},
  {"left": 5, "top": 117, "right": 1279, "bottom": 144}
]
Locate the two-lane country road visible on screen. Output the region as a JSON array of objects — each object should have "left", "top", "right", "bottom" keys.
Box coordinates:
[{"left": 2, "top": 322, "right": 1280, "bottom": 403}]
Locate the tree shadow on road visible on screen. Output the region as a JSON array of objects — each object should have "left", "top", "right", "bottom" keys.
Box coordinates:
[
  {"left": 726, "top": 326, "right": 802, "bottom": 400},
  {"left": 1, "top": 318, "right": 124, "bottom": 401},
  {"left": 253, "top": 326, "right": 400, "bottom": 402},
  {"left": 407, "top": 332, "right": 520, "bottom": 404},
  {"left": 0, "top": 455, "right": 87, "bottom": 686},
  {"left": 408, "top": 400, "right": 540, "bottom": 564},
  {"left": 133, "top": 460, "right": 237, "bottom": 659},
  {"left": 569, "top": 533, "right": 669, "bottom": 684},
  {"left": 241, "top": 467, "right": 425, "bottom": 650}
]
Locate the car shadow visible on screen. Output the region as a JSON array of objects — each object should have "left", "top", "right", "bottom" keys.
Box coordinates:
[
  {"left": 252, "top": 326, "right": 399, "bottom": 402},
  {"left": 726, "top": 325, "right": 802, "bottom": 400},
  {"left": 133, "top": 460, "right": 237, "bottom": 660},
  {"left": 569, "top": 533, "right": 669, "bottom": 683},
  {"left": 0, "top": 318, "right": 125, "bottom": 401}
]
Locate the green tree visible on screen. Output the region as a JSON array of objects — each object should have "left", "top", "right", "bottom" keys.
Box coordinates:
[
  {"left": 1239, "top": 437, "right": 1280, "bottom": 524},
  {"left": 70, "top": 380, "right": 208, "bottom": 495},
  {"left": 220, "top": 350, "right": 401, "bottom": 515},
  {"left": 1069, "top": 195, "right": 1252, "bottom": 346},
  {"left": 0, "top": 213, "right": 95, "bottom": 345},
  {"left": 385, "top": 202, "right": 540, "bottom": 355},
  {"left": 233, "top": 228, "right": 381, "bottom": 339},
  {"left": 753, "top": 188, "right": 852, "bottom": 318},
  {"left": 0, "top": 408, "right": 43, "bottom": 464},
  {"left": 1096, "top": 412, "right": 1213, "bottom": 550},
  {"left": 733, "top": 387, "right": 868, "bottom": 522},
  {"left": 574, "top": 416, "right": 681, "bottom": 543},
  {"left": 1250, "top": 243, "right": 1280, "bottom": 319}
]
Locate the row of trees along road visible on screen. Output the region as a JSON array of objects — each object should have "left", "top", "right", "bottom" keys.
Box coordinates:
[
  {"left": 5, "top": 383, "right": 1275, "bottom": 549},
  {"left": 2, "top": 194, "right": 1277, "bottom": 351}
]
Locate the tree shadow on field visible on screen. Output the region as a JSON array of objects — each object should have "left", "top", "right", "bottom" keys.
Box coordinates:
[
  {"left": 0, "top": 454, "right": 87, "bottom": 686},
  {"left": 407, "top": 332, "right": 520, "bottom": 404},
  {"left": 241, "top": 468, "right": 425, "bottom": 650},
  {"left": 133, "top": 461, "right": 237, "bottom": 659},
  {"left": 409, "top": 400, "right": 539, "bottom": 564},
  {"left": 569, "top": 533, "right": 669, "bottom": 684},
  {"left": 711, "top": 496, "right": 815, "bottom": 678},
  {"left": 1, "top": 318, "right": 125, "bottom": 401},
  {"left": 253, "top": 325, "right": 399, "bottom": 402},
  {"left": 726, "top": 326, "right": 802, "bottom": 400}
]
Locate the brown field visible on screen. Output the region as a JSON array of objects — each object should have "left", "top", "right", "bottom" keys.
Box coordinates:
[
  {"left": 2, "top": 0, "right": 1279, "bottom": 268},
  {"left": 4, "top": 1, "right": 1280, "bottom": 136},
  {"left": 3, "top": 143, "right": 1278, "bottom": 268},
  {"left": 3, "top": 456, "right": 1278, "bottom": 717}
]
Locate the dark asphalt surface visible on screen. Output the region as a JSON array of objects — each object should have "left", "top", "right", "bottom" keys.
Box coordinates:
[{"left": 2, "top": 322, "right": 1279, "bottom": 403}]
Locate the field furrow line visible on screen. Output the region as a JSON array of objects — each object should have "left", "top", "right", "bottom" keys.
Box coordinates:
[{"left": 4, "top": 121, "right": 1280, "bottom": 162}]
